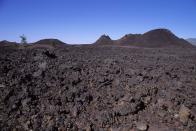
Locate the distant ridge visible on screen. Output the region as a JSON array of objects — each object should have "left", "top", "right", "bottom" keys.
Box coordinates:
[
  {"left": 33, "top": 39, "right": 66, "bottom": 46},
  {"left": 138, "top": 29, "right": 191, "bottom": 47},
  {"left": 94, "top": 28, "right": 193, "bottom": 48},
  {"left": 0, "top": 40, "right": 18, "bottom": 47},
  {"left": 0, "top": 29, "right": 193, "bottom": 48},
  {"left": 115, "top": 34, "right": 141, "bottom": 45},
  {"left": 186, "top": 38, "right": 196, "bottom": 45},
  {"left": 94, "top": 35, "right": 113, "bottom": 45}
]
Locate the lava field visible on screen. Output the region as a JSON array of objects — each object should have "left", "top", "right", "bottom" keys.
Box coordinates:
[{"left": 0, "top": 45, "right": 196, "bottom": 131}]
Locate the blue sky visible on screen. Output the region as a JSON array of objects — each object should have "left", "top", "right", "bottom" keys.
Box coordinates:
[{"left": 0, "top": 0, "right": 196, "bottom": 44}]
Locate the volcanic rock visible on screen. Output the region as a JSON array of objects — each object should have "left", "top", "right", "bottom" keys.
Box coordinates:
[
  {"left": 179, "top": 105, "right": 191, "bottom": 124},
  {"left": 136, "top": 122, "right": 148, "bottom": 131}
]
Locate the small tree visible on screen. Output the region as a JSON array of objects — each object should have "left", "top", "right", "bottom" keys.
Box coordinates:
[{"left": 20, "top": 34, "right": 27, "bottom": 45}]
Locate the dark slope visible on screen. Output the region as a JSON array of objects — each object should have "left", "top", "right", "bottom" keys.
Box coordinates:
[
  {"left": 139, "top": 29, "right": 192, "bottom": 47},
  {"left": 95, "top": 29, "right": 192, "bottom": 48},
  {"left": 115, "top": 34, "right": 141, "bottom": 46},
  {"left": 94, "top": 35, "right": 114, "bottom": 45},
  {"left": 0, "top": 40, "right": 18, "bottom": 47},
  {"left": 33, "top": 39, "right": 67, "bottom": 47},
  {"left": 186, "top": 38, "right": 196, "bottom": 45}
]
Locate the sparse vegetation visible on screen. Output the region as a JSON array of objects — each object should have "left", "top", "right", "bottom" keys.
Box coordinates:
[{"left": 20, "top": 34, "right": 27, "bottom": 45}]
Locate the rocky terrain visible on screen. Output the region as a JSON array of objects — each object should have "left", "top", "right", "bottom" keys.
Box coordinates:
[{"left": 0, "top": 29, "right": 196, "bottom": 130}]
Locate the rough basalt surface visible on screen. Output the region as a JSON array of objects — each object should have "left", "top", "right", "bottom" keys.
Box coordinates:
[{"left": 0, "top": 45, "right": 196, "bottom": 131}]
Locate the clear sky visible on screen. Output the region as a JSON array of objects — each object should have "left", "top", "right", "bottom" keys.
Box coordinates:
[{"left": 0, "top": 0, "right": 196, "bottom": 44}]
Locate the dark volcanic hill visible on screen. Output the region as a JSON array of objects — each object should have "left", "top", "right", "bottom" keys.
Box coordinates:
[
  {"left": 95, "top": 29, "right": 192, "bottom": 48},
  {"left": 115, "top": 34, "right": 141, "bottom": 46},
  {"left": 0, "top": 40, "right": 18, "bottom": 47},
  {"left": 33, "top": 39, "right": 67, "bottom": 47},
  {"left": 138, "top": 29, "right": 192, "bottom": 47},
  {"left": 94, "top": 35, "right": 113, "bottom": 45}
]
